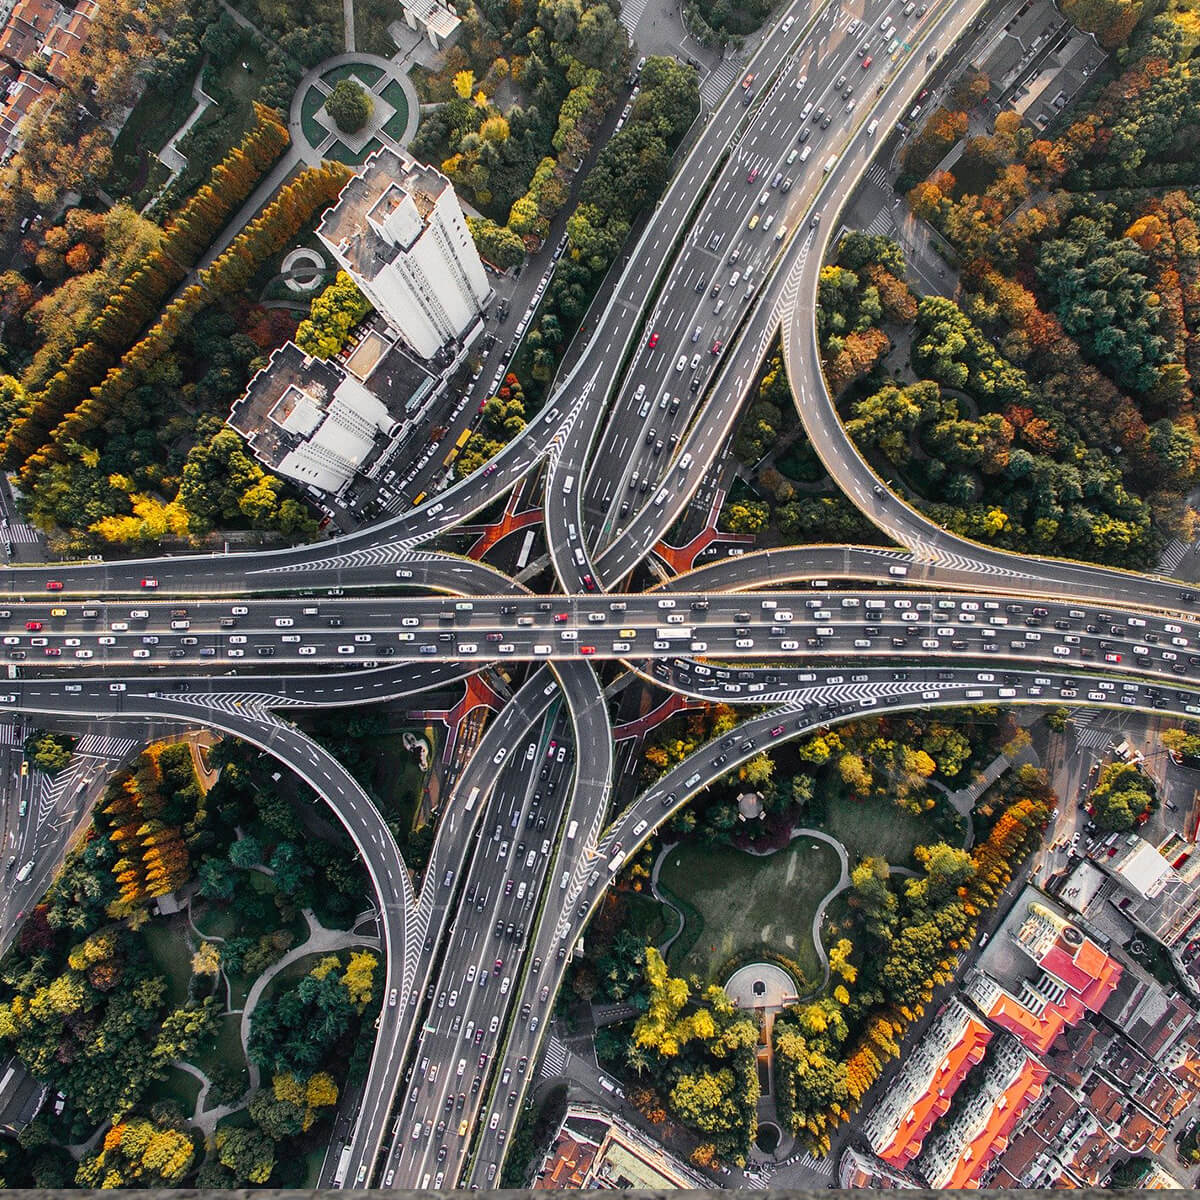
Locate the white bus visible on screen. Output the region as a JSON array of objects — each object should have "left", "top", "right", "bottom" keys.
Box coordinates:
[
  {"left": 516, "top": 529, "right": 535, "bottom": 570},
  {"left": 465, "top": 786, "right": 480, "bottom": 813}
]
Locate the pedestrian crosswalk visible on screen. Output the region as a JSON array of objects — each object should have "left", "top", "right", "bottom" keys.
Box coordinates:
[
  {"left": 75, "top": 733, "right": 138, "bottom": 760},
  {"left": 1, "top": 521, "right": 40, "bottom": 545},
  {"left": 863, "top": 209, "right": 894, "bottom": 237},
  {"left": 700, "top": 61, "right": 738, "bottom": 106},
  {"left": 540, "top": 1035, "right": 570, "bottom": 1078},
  {"left": 617, "top": 0, "right": 650, "bottom": 32},
  {"left": 1158, "top": 538, "right": 1192, "bottom": 575},
  {"left": 0, "top": 724, "right": 22, "bottom": 749},
  {"left": 866, "top": 164, "right": 890, "bottom": 189}
]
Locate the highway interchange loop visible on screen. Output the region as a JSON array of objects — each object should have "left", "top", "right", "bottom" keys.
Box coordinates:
[{"left": 3, "top": 0, "right": 1196, "bottom": 1184}]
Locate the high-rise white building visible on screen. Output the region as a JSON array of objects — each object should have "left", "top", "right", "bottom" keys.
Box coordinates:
[
  {"left": 229, "top": 343, "right": 401, "bottom": 496},
  {"left": 317, "top": 148, "right": 490, "bottom": 360}
]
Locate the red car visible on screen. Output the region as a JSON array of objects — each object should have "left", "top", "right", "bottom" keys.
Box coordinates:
[
  {"left": 583, "top": 574, "right": 597, "bottom": 591},
  {"left": 746, "top": 166, "right": 759, "bottom": 183},
  {"left": 43, "top": 647, "right": 61, "bottom": 656},
  {"left": 742, "top": 73, "right": 754, "bottom": 89},
  {"left": 579, "top": 645, "right": 596, "bottom": 655},
  {"left": 25, "top": 621, "right": 42, "bottom": 631},
  {"left": 45, "top": 581, "right": 63, "bottom": 591},
  {"left": 861, "top": 55, "right": 872, "bottom": 68},
  {"left": 711, "top": 339, "right": 722, "bottom": 355},
  {"left": 140, "top": 578, "right": 158, "bottom": 589},
  {"left": 553, "top": 612, "right": 569, "bottom": 623},
  {"left": 1105, "top": 652, "right": 1122, "bottom": 663},
  {"left": 647, "top": 332, "right": 659, "bottom": 348}
]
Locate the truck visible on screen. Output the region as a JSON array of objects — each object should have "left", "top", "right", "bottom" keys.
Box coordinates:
[
  {"left": 655, "top": 626, "right": 694, "bottom": 640},
  {"left": 332, "top": 1146, "right": 353, "bottom": 1188}
]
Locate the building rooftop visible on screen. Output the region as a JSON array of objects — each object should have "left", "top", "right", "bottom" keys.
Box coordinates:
[
  {"left": 864, "top": 998, "right": 992, "bottom": 1167},
  {"left": 533, "top": 1103, "right": 706, "bottom": 1190},
  {"left": 0, "top": 0, "right": 58, "bottom": 65},
  {"left": 317, "top": 147, "right": 450, "bottom": 283},
  {"left": 401, "top": 0, "right": 460, "bottom": 39}
]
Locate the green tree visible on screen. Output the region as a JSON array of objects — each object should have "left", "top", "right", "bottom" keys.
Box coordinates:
[
  {"left": 325, "top": 79, "right": 373, "bottom": 134},
  {"left": 23, "top": 730, "right": 74, "bottom": 775}
]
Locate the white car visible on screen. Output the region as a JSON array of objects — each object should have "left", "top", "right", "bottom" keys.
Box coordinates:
[
  {"left": 275, "top": 617, "right": 294, "bottom": 627},
  {"left": 299, "top": 646, "right": 316, "bottom": 655},
  {"left": 132, "top": 648, "right": 150, "bottom": 658},
  {"left": 735, "top": 638, "right": 753, "bottom": 648},
  {"left": 99, "top": 636, "right": 116, "bottom": 646},
  {"left": 229, "top": 648, "right": 244, "bottom": 657},
  {"left": 75, "top": 649, "right": 93, "bottom": 659},
  {"left": 337, "top": 645, "right": 355, "bottom": 655},
  {"left": 675, "top": 355, "right": 687, "bottom": 371},
  {"left": 402, "top": 617, "right": 419, "bottom": 627},
  {"left": 232, "top": 606, "right": 248, "bottom": 616}
]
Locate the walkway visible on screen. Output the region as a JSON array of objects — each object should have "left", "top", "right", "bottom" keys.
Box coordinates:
[
  {"left": 612, "top": 691, "right": 701, "bottom": 742},
  {"left": 653, "top": 482, "right": 755, "bottom": 573},
  {"left": 239, "top": 908, "right": 381, "bottom": 1093},
  {"left": 465, "top": 481, "right": 542, "bottom": 559},
  {"left": 408, "top": 671, "right": 509, "bottom": 765},
  {"left": 287, "top": 52, "right": 420, "bottom": 167}
]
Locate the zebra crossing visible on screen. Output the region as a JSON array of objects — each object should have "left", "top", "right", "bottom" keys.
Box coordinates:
[
  {"left": 865, "top": 164, "right": 890, "bottom": 190},
  {"left": 540, "top": 1035, "right": 570, "bottom": 1078},
  {"left": 2, "top": 522, "right": 40, "bottom": 545},
  {"left": 863, "top": 208, "right": 894, "bottom": 237},
  {"left": 700, "top": 61, "right": 738, "bottom": 106},
  {"left": 617, "top": 0, "right": 650, "bottom": 32},
  {"left": 0, "top": 724, "right": 22, "bottom": 749},
  {"left": 1158, "top": 538, "right": 1192, "bottom": 575},
  {"left": 74, "top": 733, "right": 138, "bottom": 760},
  {"left": 1068, "top": 708, "right": 1112, "bottom": 750}
]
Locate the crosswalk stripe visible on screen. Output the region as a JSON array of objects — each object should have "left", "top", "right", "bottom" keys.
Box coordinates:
[
  {"left": 2, "top": 523, "right": 40, "bottom": 545},
  {"left": 540, "top": 1036, "right": 570, "bottom": 1077},
  {"left": 1158, "top": 539, "right": 1190, "bottom": 574},
  {"left": 701, "top": 62, "right": 737, "bottom": 106}
]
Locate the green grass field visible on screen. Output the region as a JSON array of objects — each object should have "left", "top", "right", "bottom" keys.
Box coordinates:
[
  {"left": 658, "top": 836, "right": 841, "bottom": 985},
  {"left": 821, "top": 790, "right": 935, "bottom": 868}
]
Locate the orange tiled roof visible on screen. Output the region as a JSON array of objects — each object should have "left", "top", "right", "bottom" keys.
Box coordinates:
[
  {"left": 942, "top": 1057, "right": 1049, "bottom": 1189},
  {"left": 877, "top": 1017, "right": 993, "bottom": 1167}
]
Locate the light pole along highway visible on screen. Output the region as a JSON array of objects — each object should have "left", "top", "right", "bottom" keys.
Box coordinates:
[{"left": 3, "top": 0, "right": 1197, "bottom": 1187}]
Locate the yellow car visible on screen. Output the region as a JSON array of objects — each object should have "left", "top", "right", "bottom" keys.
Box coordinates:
[
  {"left": 458, "top": 1120, "right": 469, "bottom": 1137},
  {"left": 619, "top": 628, "right": 636, "bottom": 639},
  {"left": 747, "top": 213, "right": 760, "bottom": 230},
  {"left": 50, "top": 608, "right": 66, "bottom": 617}
]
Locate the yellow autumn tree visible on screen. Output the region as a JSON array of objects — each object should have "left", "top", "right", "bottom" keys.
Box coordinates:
[
  {"left": 452, "top": 69, "right": 474, "bottom": 98},
  {"left": 342, "top": 950, "right": 377, "bottom": 1009}
]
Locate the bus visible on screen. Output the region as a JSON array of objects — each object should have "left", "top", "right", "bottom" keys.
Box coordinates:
[
  {"left": 566, "top": 820, "right": 578, "bottom": 840},
  {"left": 332, "top": 1146, "right": 352, "bottom": 1188},
  {"left": 445, "top": 427, "right": 472, "bottom": 466},
  {"left": 412, "top": 491, "right": 426, "bottom": 507},
  {"left": 516, "top": 529, "right": 536, "bottom": 570},
  {"left": 465, "top": 786, "right": 480, "bottom": 813}
]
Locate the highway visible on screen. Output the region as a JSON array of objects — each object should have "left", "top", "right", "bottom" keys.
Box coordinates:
[{"left": 2, "top": 0, "right": 1193, "bottom": 1186}]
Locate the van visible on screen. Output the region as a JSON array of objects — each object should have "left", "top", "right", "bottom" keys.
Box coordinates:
[
  {"left": 563, "top": 475, "right": 574, "bottom": 495},
  {"left": 799, "top": 145, "right": 812, "bottom": 163},
  {"left": 889, "top": 565, "right": 908, "bottom": 577},
  {"left": 823, "top": 154, "right": 836, "bottom": 173}
]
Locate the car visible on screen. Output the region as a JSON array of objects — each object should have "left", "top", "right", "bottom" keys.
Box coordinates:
[
  {"left": 862, "top": 54, "right": 872, "bottom": 67},
  {"left": 647, "top": 331, "right": 659, "bottom": 348},
  {"left": 742, "top": 72, "right": 754, "bottom": 88},
  {"left": 746, "top": 166, "right": 759, "bottom": 183},
  {"left": 710, "top": 339, "right": 722, "bottom": 355},
  {"left": 676, "top": 354, "right": 687, "bottom": 371}
]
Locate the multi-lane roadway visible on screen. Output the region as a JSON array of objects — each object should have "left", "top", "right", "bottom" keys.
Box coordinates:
[{"left": 2, "top": 0, "right": 1189, "bottom": 1187}]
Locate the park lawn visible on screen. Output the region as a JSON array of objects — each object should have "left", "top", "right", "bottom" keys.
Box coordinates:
[
  {"left": 323, "top": 62, "right": 386, "bottom": 87},
  {"left": 380, "top": 79, "right": 409, "bottom": 141},
  {"left": 821, "top": 790, "right": 935, "bottom": 869},
  {"left": 142, "top": 918, "right": 195, "bottom": 1007},
  {"left": 190, "top": 1012, "right": 249, "bottom": 1107},
  {"left": 623, "top": 891, "right": 667, "bottom": 947},
  {"left": 373, "top": 727, "right": 434, "bottom": 832},
  {"left": 658, "top": 836, "right": 841, "bottom": 987},
  {"left": 301, "top": 84, "right": 330, "bottom": 149},
  {"left": 145, "top": 1065, "right": 202, "bottom": 1118},
  {"left": 327, "top": 136, "right": 384, "bottom": 166}
]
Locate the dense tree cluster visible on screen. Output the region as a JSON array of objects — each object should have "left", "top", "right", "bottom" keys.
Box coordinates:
[
  {"left": 23, "top": 730, "right": 75, "bottom": 775},
  {"left": 325, "top": 79, "right": 373, "bottom": 133},
  {"left": 0, "top": 733, "right": 374, "bottom": 1186},
  {"left": 890, "top": 19, "right": 1200, "bottom": 561},
  {"left": 624, "top": 949, "right": 760, "bottom": 1163},
  {"left": 1089, "top": 760, "right": 1156, "bottom": 830},
  {"left": 294, "top": 272, "right": 372, "bottom": 358}
]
